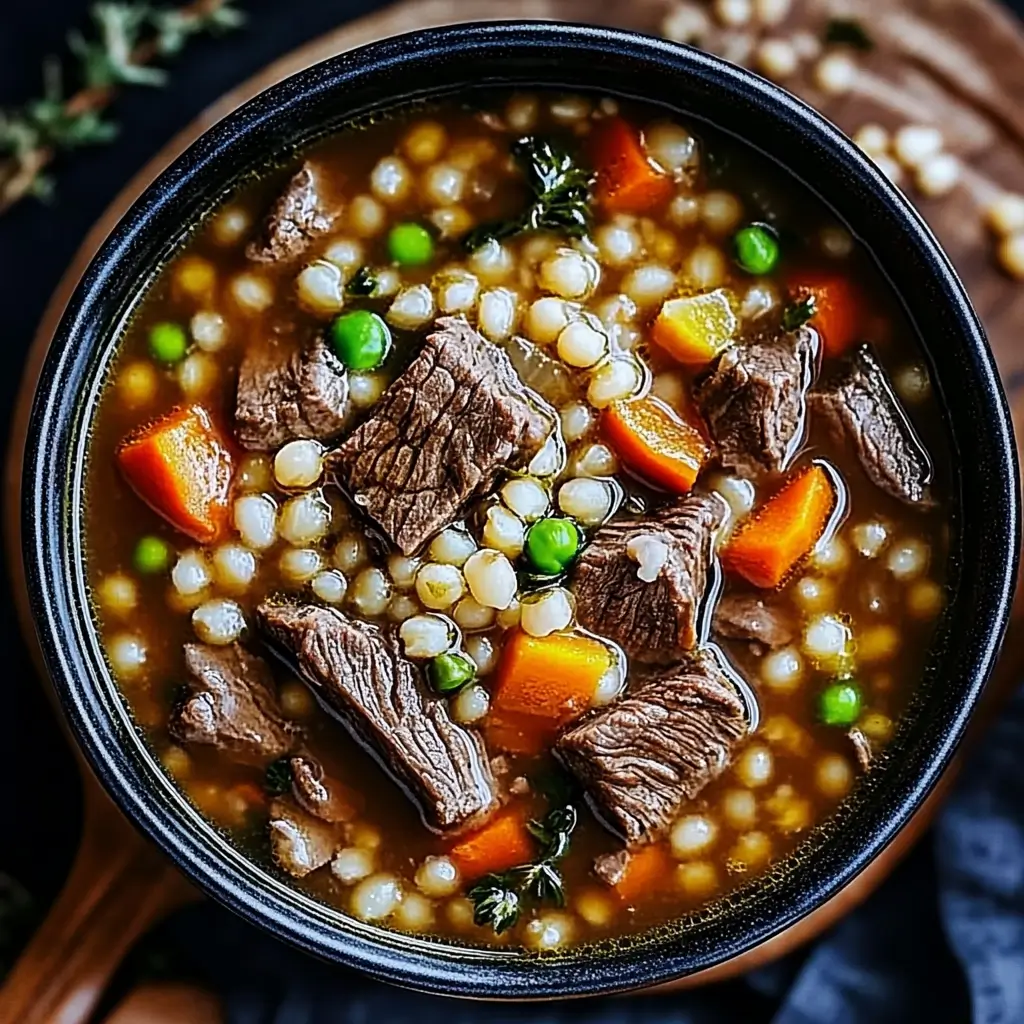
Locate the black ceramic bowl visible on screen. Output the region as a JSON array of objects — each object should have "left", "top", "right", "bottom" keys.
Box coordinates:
[{"left": 21, "top": 22, "right": 1020, "bottom": 999}]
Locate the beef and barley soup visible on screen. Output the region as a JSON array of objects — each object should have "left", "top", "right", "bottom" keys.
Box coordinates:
[{"left": 87, "top": 93, "right": 949, "bottom": 950}]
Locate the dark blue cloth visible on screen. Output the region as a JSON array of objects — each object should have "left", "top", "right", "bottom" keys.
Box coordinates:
[{"left": 2, "top": 3, "right": 1023, "bottom": 1022}]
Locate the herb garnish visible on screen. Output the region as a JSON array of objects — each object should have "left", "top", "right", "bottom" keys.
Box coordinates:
[
  {"left": 463, "top": 136, "right": 593, "bottom": 251},
  {"left": 264, "top": 757, "right": 294, "bottom": 796},
  {"left": 0, "top": 0, "right": 245, "bottom": 214},
  {"left": 467, "top": 804, "right": 578, "bottom": 934},
  {"left": 345, "top": 266, "right": 381, "bottom": 297},
  {"left": 782, "top": 295, "right": 818, "bottom": 331},
  {"left": 824, "top": 18, "right": 874, "bottom": 51}
]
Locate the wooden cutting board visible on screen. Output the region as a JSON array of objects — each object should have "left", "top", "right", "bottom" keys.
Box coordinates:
[{"left": 3, "top": 2, "right": 1022, "bottom": 1021}]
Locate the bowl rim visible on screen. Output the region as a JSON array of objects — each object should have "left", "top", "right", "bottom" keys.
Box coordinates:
[{"left": 20, "top": 20, "right": 1020, "bottom": 999}]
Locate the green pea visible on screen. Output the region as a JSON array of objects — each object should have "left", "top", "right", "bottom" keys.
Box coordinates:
[
  {"left": 328, "top": 310, "right": 391, "bottom": 370},
  {"left": 387, "top": 222, "right": 435, "bottom": 266},
  {"left": 733, "top": 223, "right": 780, "bottom": 276},
  {"left": 133, "top": 535, "right": 171, "bottom": 574},
  {"left": 525, "top": 517, "right": 582, "bottom": 576},
  {"left": 148, "top": 322, "right": 188, "bottom": 364},
  {"left": 428, "top": 652, "right": 476, "bottom": 694},
  {"left": 818, "top": 679, "right": 862, "bottom": 727}
]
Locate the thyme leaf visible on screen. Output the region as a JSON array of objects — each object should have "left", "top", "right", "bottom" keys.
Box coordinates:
[
  {"left": 264, "top": 757, "right": 294, "bottom": 797},
  {"left": 467, "top": 803, "right": 578, "bottom": 933},
  {"left": 782, "top": 295, "right": 818, "bottom": 331},
  {"left": 464, "top": 135, "right": 593, "bottom": 251},
  {"left": 824, "top": 18, "right": 874, "bottom": 51},
  {"left": 345, "top": 266, "right": 382, "bottom": 297}
]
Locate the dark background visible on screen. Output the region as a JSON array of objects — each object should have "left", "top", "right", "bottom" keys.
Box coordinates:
[{"left": 1, "top": 0, "right": 1023, "bottom": 1014}]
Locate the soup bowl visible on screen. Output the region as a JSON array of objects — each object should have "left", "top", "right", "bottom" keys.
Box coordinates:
[{"left": 18, "top": 21, "right": 1019, "bottom": 999}]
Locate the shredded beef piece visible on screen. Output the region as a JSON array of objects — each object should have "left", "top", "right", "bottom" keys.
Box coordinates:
[
  {"left": 268, "top": 797, "right": 343, "bottom": 878},
  {"left": 170, "top": 644, "right": 294, "bottom": 764},
  {"left": 257, "top": 601, "right": 498, "bottom": 834},
  {"left": 571, "top": 493, "right": 727, "bottom": 664},
  {"left": 289, "top": 756, "right": 360, "bottom": 824},
  {"left": 713, "top": 593, "right": 796, "bottom": 649},
  {"left": 235, "top": 333, "right": 348, "bottom": 450},
  {"left": 809, "top": 344, "right": 933, "bottom": 505},
  {"left": 593, "top": 850, "right": 631, "bottom": 887},
  {"left": 556, "top": 651, "right": 748, "bottom": 845},
  {"left": 695, "top": 326, "right": 816, "bottom": 478},
  {"left": 246, "top": 163, "right": 336, "bottom": 264},
  {"left": 327, "top": 317, "right": 549, "bottom": 554}
]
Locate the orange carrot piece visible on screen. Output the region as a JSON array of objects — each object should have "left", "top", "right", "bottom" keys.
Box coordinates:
[
  {"left": 448, "top": 808, "right": 535, "bottom": 879},
  {"left": 603, "top": 396, "right": 711, "bottom": 494},
  {"left": 487, "top": 630, "right": 613, "bottom": 755},
  {"left": 117, "top": 404, "right": 234, "bottom": 544},
  {"left": 614, "top": 845, "right": 673, "bottom": 904},
  {"left": 787, "top": 270, "right": 862, "bottom": 358},
  {"left": 721, "top": 465, "right": 836, "bottom": 589},
  {"left": 591, "top": 117, "right": 674, "bottom": 214}
]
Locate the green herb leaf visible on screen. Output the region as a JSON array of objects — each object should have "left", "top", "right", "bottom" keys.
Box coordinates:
[
  {"left": 345, "top": 266, "right": 382, "bottom": 297},
  {"left": 264, "top": 757, "right": 294, "bottom": 796},
  {"left": 466, "top": 803, "right": 577, "bottom": 933},
  {"left": 466, "top": 876, "right": 522, "bottom": 933},
  {"left": 824, "top": 18, "right": 874, "bottom": 51},
  {"left": 464, "top": 135, "right": 593, "bottom": 251},
  {"left": 782, "top": 295, "right": 817, "bottom": 331}
]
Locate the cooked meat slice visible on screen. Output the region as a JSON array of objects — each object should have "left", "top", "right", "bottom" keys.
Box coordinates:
[
  {"left": 571, "top": 493, "right": 727, "bottom": 664},
  {"left": 246, "top": 163, "right": 336, "bottom": 264},
  {"left": 257, "top": 601, "right": 498, "bottom": 833},
  {"left": 809, "top": 344, "right": 933, "bottom": 505},
  {"left": 849, "top": 727, "right": 874, "bottom": 772},
  {"left": 289, "top": 756, "right": 360, "bottom": 824},
  {"left": 170, "top": 644, "right": 294, "bottom": 764},
  {"left": 694, "top": 326, "right": 816, "bottom": 478},
  {"left": 327, "top": 317, "right": 550, "bottom": 555},
  {"left": 593, "top": 850, "right": 630, "bottom": 887},
  {"left": 713, "top": 593, "right": 796, "bottom": 649},
  {"left": 235, "top": 334, "right": 348, "bottom": 450},
  {"left": 556, "top": 651, "right": 748, "bottom": 845},
  {"left": 269, "top": 797, "right": 343, "bottom": 878}
]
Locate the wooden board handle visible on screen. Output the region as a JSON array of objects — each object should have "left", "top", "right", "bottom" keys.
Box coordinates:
[{"left": 0, "top": 782, "right": 195, "bottom": 1024}]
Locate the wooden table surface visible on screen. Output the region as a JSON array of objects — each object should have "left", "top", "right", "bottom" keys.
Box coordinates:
[{"left": 2, "top": 1, "right": 1022, "bottom": 1022}]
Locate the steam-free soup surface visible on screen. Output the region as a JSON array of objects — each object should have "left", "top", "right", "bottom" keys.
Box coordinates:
[{"left": 86, "top": 93, "right": 948, "bottom": 951}]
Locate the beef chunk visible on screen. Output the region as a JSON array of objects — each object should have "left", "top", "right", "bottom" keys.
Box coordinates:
[
  {"left": 593, "top": 850, "right": 630, "bottom": 887},
  {"left": 556, "top": 651, "right": 748, "bottom": 845},
  {"left": 170, "top": 644, "right": 294, "bottom": 764},
  {"left": 268, "top": 797, "right": 343, "bottom": 878},
  {"left": 235, "top": 334, "right": 348, "bottom": 450},
  {"left": 246, "top": 163, "right": 336, "bottom": 264},
  {"left": 571, "top": 493, "right": 726, "bottom": 664},
  {"left": 809, "top": 344, "right": 933, "bottom": 505},
  {"left": 849, "top": 727, "right": 874, "bottom": 771},
  {"left": 327, "top": 317, "right": 550, "bottom": 554},
  {"left": 257, "top": 601, "right": 498, "bottom": 833},
  {"left": 289, "top": 756, "right": 360, "bottom": 824},
  {"left": 713, "top": 593, "right": 796, "bottom": 649},
  {"left": 695, "top": 327, "right": 816, "bottom": 478}
]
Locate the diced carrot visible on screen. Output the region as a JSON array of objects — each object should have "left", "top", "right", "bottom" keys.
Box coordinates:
[
  {"left": 116, "top": 404, "right": 234, "bottom": 544},
  {"left": 613, "top": 844, "right": 673, "bottom": 904},
  {"left": 591, "top": 117, "right": 674, "bottom": 214},
  {"left": 447, "top": 807, "right": 535, "bottom": 879},
  {"left": 787, "top": 270, "right": 862, "bottom": 358},
  {"left": 603, "top": 396, "right": 711, "bottom": 494},
  {"left": 721, "top": 464, "right": 836, "bottom": 589},
  {"left": 487, "top": 630, "right": 613, "bottom": 755},
  {"left": 652, "top": 289, "right": 737, "bottom": 366}
]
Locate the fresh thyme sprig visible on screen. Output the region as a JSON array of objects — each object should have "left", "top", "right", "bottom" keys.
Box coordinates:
[
  {"left": 463, "top": 136, "right": 594, "bottom": 251},
  {"left": 467, "top": 804, "right": 578, "bottom": 934},
  {"left": 0, "top": 0, "right": 245, "bottom": 214},
  {"left": 782, "top": 295, "right": 818, "bottom": 331}
]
